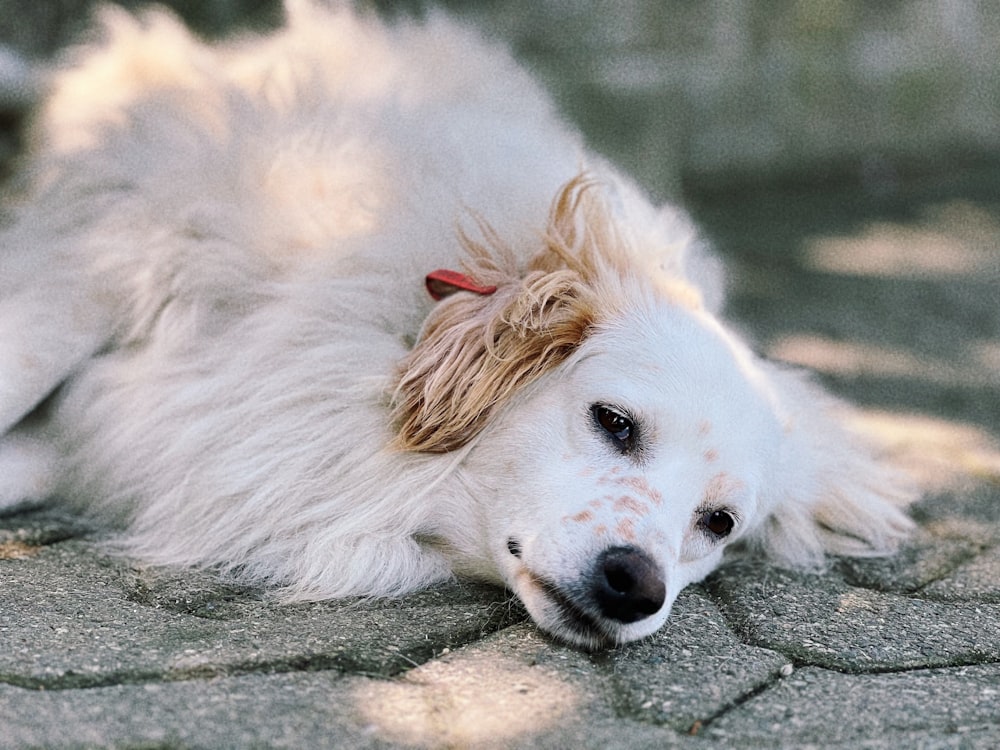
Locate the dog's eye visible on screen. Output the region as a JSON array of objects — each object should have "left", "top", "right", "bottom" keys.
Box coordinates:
[
  {"left": 592, "top": 404, "right": 636, "bottom": 453},
  {"left": 700, "top": 510, "right": 735, "bottom": 539}
]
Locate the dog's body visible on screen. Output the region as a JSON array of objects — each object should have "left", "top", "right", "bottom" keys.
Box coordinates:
[{"left": 0, "top": 2, "right": 913, "bottom": 647}]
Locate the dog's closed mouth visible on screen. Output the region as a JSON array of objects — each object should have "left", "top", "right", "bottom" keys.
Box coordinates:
[{"left": 536, "top": 577, "right": 620, "bottom": 647}]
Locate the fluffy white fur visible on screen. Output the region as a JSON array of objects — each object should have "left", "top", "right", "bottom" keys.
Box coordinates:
[{"left": 0, "top": 1, "right": 913, "bottom": 647}]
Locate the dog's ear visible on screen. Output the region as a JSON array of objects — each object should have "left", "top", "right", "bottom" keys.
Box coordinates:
[
  {"left": 393, "top": 177, "right": 627, "bottom": 453},
  {"left": 749, "top": 366, "right": 915, "bottom": 567}
]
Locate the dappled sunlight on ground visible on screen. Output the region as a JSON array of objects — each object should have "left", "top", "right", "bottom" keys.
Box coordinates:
[
  {"left": 848, "top": 410, "right": 1000, "bottom": 495},
  {"left": 769, "top": 334, "right": 1000, "bottom": 391},
  {"left": 699, "top": 180, "right": 1000, "bottom": 507},
  {"left": 350, "top": 648, "right": 587, "bottom": 747},
  {"left": 804, "top": 200, "right": 1000, "bottom": 279},
  {"left": 974, "top": 340, "right": 1000, "bottom": 371}
]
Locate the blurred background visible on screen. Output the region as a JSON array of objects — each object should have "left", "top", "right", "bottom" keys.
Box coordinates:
[
  {"left": 2, "top": 0, "right": 999, "bottom": 199},
  {"left": 0, "top": 0, "right": 998, "bottom": 477}
]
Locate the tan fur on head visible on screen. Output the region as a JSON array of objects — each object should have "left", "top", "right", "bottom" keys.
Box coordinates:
[{"left": 392, "top": 177, "right": 632, "bottom": 453}]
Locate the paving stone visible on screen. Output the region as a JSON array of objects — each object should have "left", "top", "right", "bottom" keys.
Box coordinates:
[
  {"left": 0, "top": 673, "right": 383, "bottom": 749},
  {"left": 703, "top": 664, "right": 1000, "bottom": 747},
  {"left": 920, "top": 544, "right": 1000, "bottom": 603},
  {"left": 0, "top": 538, "right": 519, "bottom": 689},
  {"left": 0, "top": 626, "right": 685, "bottom": 749},
  {"left": 834, "top": 526, "right": 985, "bottom": 593},
  {"left": 913, "top": 483, "right": 1000, "bottom": 527},
  {"left": 349, "top": 588, "right": 788, "bottom": 742},
  {"left": 599, "top": 587, "right": 789, "bottom": 733},
  {"left": 0, "top": 624, "right": 710, "bottom": 750},
  {"left": 0, "top": 506, "right": 93, "bottom": 550},
  {"left": 351, "top": 623, "right": 696, "bottom": 749},
  {"left": 1, "top": 590, "right": 786, "bottom": 749},
  {"left": 706, "top": 561, "right": 1000, "bottom": 672}
]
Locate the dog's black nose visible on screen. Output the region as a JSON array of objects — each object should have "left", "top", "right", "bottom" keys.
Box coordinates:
[{"left": 592, "top": 546, "right": 666, "bottom": 624}]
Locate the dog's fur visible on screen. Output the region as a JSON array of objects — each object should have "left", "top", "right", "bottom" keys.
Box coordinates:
[{"left": 0, "top": 1, "right": 914, "bottom": 647}]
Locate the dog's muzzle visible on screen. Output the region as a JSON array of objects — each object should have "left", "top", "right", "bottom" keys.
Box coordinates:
[{"left": 523, "top": 544, "right": 667, "bottom": 647}]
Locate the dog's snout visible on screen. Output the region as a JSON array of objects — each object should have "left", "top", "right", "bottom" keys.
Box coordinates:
[{"left": 592, "top": 546, "right": 666, "bottom": 624}]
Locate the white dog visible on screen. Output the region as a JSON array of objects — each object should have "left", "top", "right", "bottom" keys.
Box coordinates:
[{"left": 0, "top": 1, "right": 913, "bottom": 647}]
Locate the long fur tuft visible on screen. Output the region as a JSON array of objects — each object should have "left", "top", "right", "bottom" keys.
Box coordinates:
[{"left": 392, "top": 177, "right": 632, "bottom": 452}]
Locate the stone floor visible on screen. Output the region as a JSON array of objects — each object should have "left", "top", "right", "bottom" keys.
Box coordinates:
[{"left": 2, "top": 169, "right": 999, "bottom": 748}]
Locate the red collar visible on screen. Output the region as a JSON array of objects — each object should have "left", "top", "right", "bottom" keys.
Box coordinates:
[{"left": 425, "top": 270, "right": 497, "bottom": 300}]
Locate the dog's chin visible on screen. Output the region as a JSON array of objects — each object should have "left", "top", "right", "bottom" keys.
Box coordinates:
[{"left": 511, "top": 572, "right": 668, "bottom": 650}]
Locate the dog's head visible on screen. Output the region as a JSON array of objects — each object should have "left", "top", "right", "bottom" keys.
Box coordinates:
[{"left": 393, "top": 178, "right": 912, "bottom": 648}]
